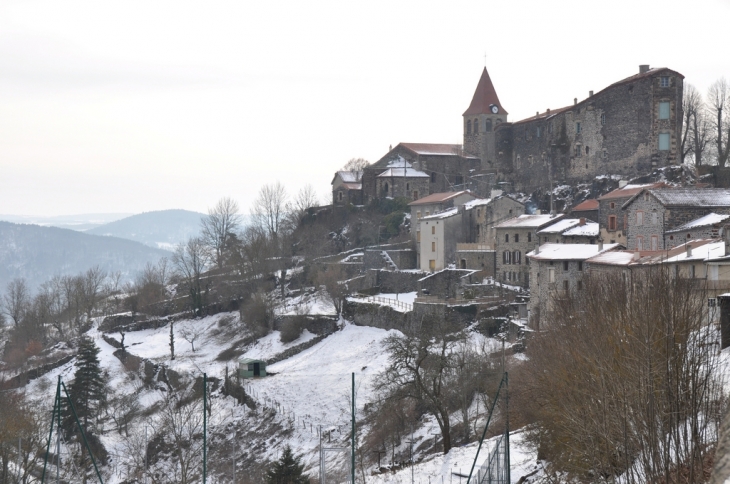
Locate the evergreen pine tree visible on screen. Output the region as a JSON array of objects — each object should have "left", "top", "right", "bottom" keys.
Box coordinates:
[
  {"left": 67, "top": 336, "right": 106, "bottom": 431},
  {"left": 264, "top": 446, "right": 310, "bottom": 484}
]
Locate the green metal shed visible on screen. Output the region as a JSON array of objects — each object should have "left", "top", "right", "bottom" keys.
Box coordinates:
[{"left": 238, "top": 358, "right": 267, "bottom": 378}]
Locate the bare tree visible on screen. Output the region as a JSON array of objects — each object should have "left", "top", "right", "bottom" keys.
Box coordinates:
[
  {"left": 1, "top": 278, "right": 29, "bottom": 327},
  {"left": 172, "top": 237, "right": 211, "bottom": 315},
  {"left": 342, "top": 158, "right": 370, "bottom": 180},
  {"left": 179, "top": 324, "right": 204, "bottom": 352},
  {"left": 251, "top": 181, "right": 289, "bottom": 245},
  {"left": 317, "top": 265, "right": 348, "bottom": 318},
  {"left": 681, "top": 83, "right": 708, "bottom": 165},
  {"left": 520, "top": 269, "right": 724, "bottom": 482},
  {"left": 201, "top": 197, "right": 242, "bottom": 270},
  {"left": 80, "top": 265, "right": 107, "bottom": 323},
  {"left": 708, "top": 77, "right": 730, "bottom": 167}
]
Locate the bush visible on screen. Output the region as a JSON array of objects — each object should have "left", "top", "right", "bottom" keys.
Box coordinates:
[
  {"left": 279, "top": 316, "right": 305, "bottom": 343},
  {"left": 240, "top": 291, "right": 275, "bottom": 338}
]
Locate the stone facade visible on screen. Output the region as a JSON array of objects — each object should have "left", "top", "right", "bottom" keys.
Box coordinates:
[
  {"left": 490, "top": 67, "right": 684, "bottom": 193},
  {"left": 331, "top": 171, "right": 363, "bottom": 206},
  {"left": 361, "top": 144, "right": 482, "bottom": 204},
  {"left": 495, "top": 214, "right": 564, "bottom": 287},
  {"left": 623, "top": 188, "right": 730, "bottom": 251},
  {"left": 462, "top": 196, "right": 525, "bottom": 248},
  {"left": 455, "top": 246, "right": 495, "bottom": 274},
  {"left": 410, "top": 191, "right": 478, "bottom": 247}
]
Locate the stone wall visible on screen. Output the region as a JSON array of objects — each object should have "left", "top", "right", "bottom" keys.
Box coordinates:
[
  {"left": 455, "top": 249, "right": 495, "bottom": 275},
  {"left": 343, "top": 299, "right": 411, "bottom": 332},
  {"left": 417, "top": 269, "right": 474, "bottom": 299},
  {"left": 529, "top": 258, "right": 588, "bottom": 329},
  {"left": 385, "top": 249, "right": 417, "bottom": 270},
  {"left": 494, "top": 69, "right": 683, "bottom": 193}
]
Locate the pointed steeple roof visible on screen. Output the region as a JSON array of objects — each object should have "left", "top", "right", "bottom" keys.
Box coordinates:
[{"left": 463, "top": 67, "right": 508, "bottom": 116}]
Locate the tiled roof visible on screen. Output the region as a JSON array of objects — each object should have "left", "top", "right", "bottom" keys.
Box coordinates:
[
  {"left": 598, "top": 183, "right": 665, "bottom": 200},
  {"left": 340, "top": 183, "right": 362, "bottom": 190},
  {"left": 571, "top": 199, "right": 599, "bottom": 211},
  {"left": 463, "top": 67, "right": 508, "bottom": 116},
  {"left": 494, "top": 214, "right": 563, "bottom": 229},
  {"left": 511, "top": 105, "right": 572, "bottom": 126},
  {"left": 409, "top": 191, "right": 475, "bottom": 206},
  {"left": 648, "top": 188, "right": 730, "bottom": 207},
  {"left": 563, "top": 222, "right": 599, "bottom": 237}
]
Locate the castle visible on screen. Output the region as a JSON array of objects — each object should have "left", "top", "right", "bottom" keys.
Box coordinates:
[{"left": 333, "top": 64, "right": 685, "bottom": 205}]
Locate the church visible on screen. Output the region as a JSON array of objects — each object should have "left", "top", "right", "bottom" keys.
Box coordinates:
[{"left": 333, "top": 64, "right": 684, "bottom": 205}]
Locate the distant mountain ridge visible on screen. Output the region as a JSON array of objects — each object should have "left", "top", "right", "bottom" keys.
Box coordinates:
[
  {"left": 0, "top": 221, "right": 169, "bottom": 291},
  {"left": 86, "top": 209, "right": 206, "bottom": 249}
]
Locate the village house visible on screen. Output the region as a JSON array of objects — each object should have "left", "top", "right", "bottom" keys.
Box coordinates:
[
  {"left": 527, "top": 242, "right": 621, "bottom": 329},
  {"left": 569, "top": 199, "right": 599, "bottom": 222},
  {"left": 409, "top": 190, "right": 478, "bottom": 243},
  {"left": 418, "top": 208, "right": 461, "bottom": 272},
  {"left": 461, "top": 195, "right": 525, "bottom": 247},
  {"left": 622, "top": 187, "right": 730, "bottom": 251},
  {"left": 664, "top": 213, "right": 730, "bottom": 249},
  {"left": 494, "top": 214, "right": 564, "bottom": 287},
  {"left": 331, "top": 171, "right": 363, "bottom": 206},
  {"left": 597, "top": 183, "right": 665, "bottom": 245},
  {"left": 374, "top": 158, "right": 430, "bottom": 201}
]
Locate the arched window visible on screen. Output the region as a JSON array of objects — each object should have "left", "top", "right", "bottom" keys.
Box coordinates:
[
  {"left": 406, "top": 182, "right": 410, "bottom": 191},
  {"left": 485, "top": 119, "right": 492, "bottom": 132},
  {"left": 337, "top": 191, "right": 343, "bottom": 201},
  {"left": 513, "top": 251, "right": 521, "bottom": 265},
  {"left": 383, "top": 182, "right": 389, "bottom": 194},
  {"left": 503, "top": 251, "right": 511, "bottom": 264},
  {"left": 473, "top": 118, "right": 479, "bottom": 133},
  {"left": 467, "top": 120, "right": 472, "bottom": 134}
]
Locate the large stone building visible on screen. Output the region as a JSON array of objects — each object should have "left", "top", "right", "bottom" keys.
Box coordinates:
[{"left": 484, "top": 65, "right": 684, "bottom": 192}]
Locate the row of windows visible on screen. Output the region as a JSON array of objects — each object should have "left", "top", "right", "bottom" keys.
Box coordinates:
[
  {"left": 634, "top": 210, "right": 659, "bottom": 226},
  {"left": 504, "top": 232, "right": 531, "bottom": 243},
  {"left": 466, "top": 118, "right": 503, "bottom": 135},
  {"left": 502, "top": 250, "right": 523, "bottom": 265}
]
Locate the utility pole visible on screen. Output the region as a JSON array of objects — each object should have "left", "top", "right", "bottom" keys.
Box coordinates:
[
  {"left": 144, "top": 427, "right": 148, "bottom": 484},
  {"left": 351, "top": 372, "right": 355, "bottom": 484},
  {"left": 203, "top": 373, "right": 207, "bottom": 484}
]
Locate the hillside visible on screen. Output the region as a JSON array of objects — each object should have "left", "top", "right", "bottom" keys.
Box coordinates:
[
  {"left": 0, "top": 221, "right": 169, "bottom": 290},
  {"left": 0, "top": 213, "right": 133, "bottom": 231},
  {"left": 86, "top": 209, "right": 206, "bottom": 249}
]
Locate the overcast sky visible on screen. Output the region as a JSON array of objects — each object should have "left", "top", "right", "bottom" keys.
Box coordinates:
[{"left": 2, "top": 0, "right": 729, "bottom": 217}]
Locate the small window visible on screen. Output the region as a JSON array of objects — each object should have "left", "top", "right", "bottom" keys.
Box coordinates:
[
  {"left": 659, "top": 133, "right": 670, "bottom": 151},
  {"left": 636, "top": 211, "right": 644, "bottom": 226},
  {"left": 383, "top": 182, "right": 389, "bottom": 194},
  {"left": 608, "top": 215, "right": 617, "bottom": 231},
  {"left": 505, "top": 234, "right": 509, "bottom": 243},
  {"left": 585, "top": 146, "right": 590, "bottom": 156},
  {"left": 563, "top": 261, "right": 569, "bottom": 271},
  {"left": 576, "top": 122, "right": 582, "bottom": 134},
  {"left": 485, "top": 119, "right": 492, "bottom": 131},
  {"left": 574, "top": 145, "right": 581, "bottom": 157},
  {"left": 473, "top": 118, "right": 479, "bottom": 133},
  {"left": 406, "top": 182, "right": 410, "bottom": 191},
  {"left": 503, "top": 251, "right": 511, "bottom": 264},
  {"left": 660, "top": 76, "right": 670, "bottom": 88},
  {"left": 431, "top": 225, "right": 435, "bottom": 235},
  {"left": 637, "top": 236, "right": 644, "bottom": 251},
  {"left": 563, "top": 280, "right": 569, "bottom": 291},
  {"left": 467, "top": 120, "right": 472, "bottom": 134},
  {"left": 338, "top": 191, "right": 343, "bottom": 201},
  {"left": 601, "top": 113, "right": 606, "bottom": 125},
  {"left": 691, "top": 265, "right": 696, "bottom": 278},
  {"left": 413, "top": 191, "right": 418, "bottom": 200},
  {"left": 651, "top": 235, "right": 658, "bottom": 251},
  {"left": 548, "top": 267, "right": 555, "bottom": 283},
  {"left": 513, "top": 251, "right": 521, "bottom": 265},
  {"left": 602, "top": 149, "right": 608, "bottom": 160},
  {"left": 578, "top": 261, "right": 583, "bottom": 272},
  {"left": 536, "top": 126, "right": 541, "bottom": 138},
  {"left": 528, "top": 232, "right": 532, "bottom": 242},
  {"left": 577, "top": 280, "right": 583, "bottom": 290},
  {"left": 514, "top": 234, "right": 519, "bottom": 243},
  {"left": 548, "top": 122, "right": 553, "bottom": 134},
  {"left": 431, "top": 172, "right": 436, "bottom": 183},
  {"left": 659, "top": 102, "right": 670, "bottom": 120},
  {"left": 652, "top": 212, "right": 658, "bottom": 225},
  {"left": 431, "top": 241, "right": 436, "bottom": 252},
  {"left": 610, "top": 202, "right": 615, "bottom": 209},
  {"left": 709, "top": 298, "right": 717, "bottom": 307}
]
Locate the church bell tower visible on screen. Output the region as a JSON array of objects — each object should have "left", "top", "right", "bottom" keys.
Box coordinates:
[{"left": 463, "top": 67, "right": 508, "bottom": 170}]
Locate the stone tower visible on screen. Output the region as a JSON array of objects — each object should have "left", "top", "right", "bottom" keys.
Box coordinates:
[{"left": 463, "top": 67, "right": 508, "bottom": 170}]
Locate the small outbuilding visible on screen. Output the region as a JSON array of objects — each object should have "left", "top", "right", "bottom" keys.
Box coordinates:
[{"left": 238, "top": 358, "right": 267, "bottom": 378}]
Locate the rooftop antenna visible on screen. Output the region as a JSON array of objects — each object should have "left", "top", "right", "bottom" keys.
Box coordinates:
[{"left": 484, "top": 52, "right": 487, "bottom": 68}]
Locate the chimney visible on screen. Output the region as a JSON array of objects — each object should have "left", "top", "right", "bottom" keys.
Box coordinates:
[
  {"left": 579, "top": 217, "right": 586, "bottom": 226},
  {"left": 589, "top": 90, "right": 594, "bottom": 97},
  {"left": 619, "top": 180, "right": 628, "bottom": 188},
  {"left": 639, "top": 64, "right": 650, "bottom": 74},
  {"left": 686, "top": 244, "right": 692, "bottom": 257},
  {"left": 598, "top": 240, "right": 604, "bottom": 251},
  {"left": 633, "top": 252, "right": 641, "bottom": 261},
  {"left": 535, "top": 243, "right": 540, "bottom": 255},
  {"left": 536, "top": 111, "right": 539, "bottom": 117},
  {"left": 574, "top": 98, "right": 577, "bottom": 106},
  {"left": 547, "top": 108, "right": 550, "bottom": 114}
]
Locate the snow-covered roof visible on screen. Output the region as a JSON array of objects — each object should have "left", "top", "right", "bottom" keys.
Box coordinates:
[
  {"left": 665, "top": 213, "right": 730, "bottom": 233},
  {"left": 494, "top": 214, "right": 563, "bottom": 229},
  {"left": 528, "top": 243, "right": 620, "bottom": 261},
  {"left": 661, "top": 240, "right": 726, "bottom": 263},
  {"left": 335, "top": 171, "right": 362, "bottom": 183},
  {"left": 386, "top": 156, "right": 413, "bottom": 168},
  {"left": 641, "top": 188, "right": 730, "bottom": 208},
  {"left": 563, "top": 222, "right": 599, "bottom": 237},
  {"left": 421, "top": 207, "right": 459, "bottom": 220},
  {"left": 463, "top": 198, "right": 492, "bottom": 209},
  {"left": 377, "top": 167, "right": 429, "bottom": 178},
  {"left": 538, "top": 219, "right": 582, "bottom": 234},
  {"left": 587, "top": 251, "right": 636, "bottom": 266}
]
